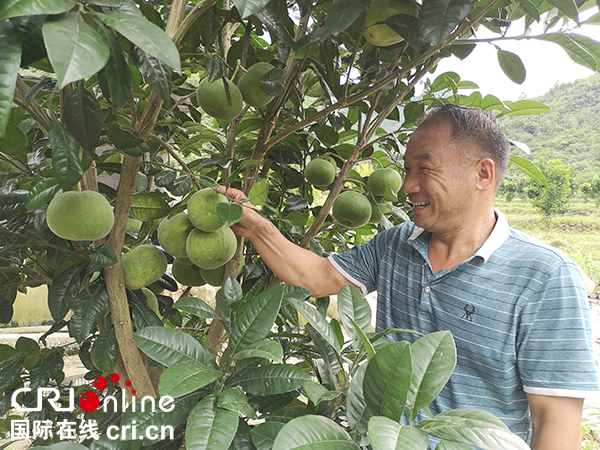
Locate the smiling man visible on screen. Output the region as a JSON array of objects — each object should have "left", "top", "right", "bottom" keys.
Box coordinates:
[{"left": 221, "top": 105, "right": 598, "bottom": 449}]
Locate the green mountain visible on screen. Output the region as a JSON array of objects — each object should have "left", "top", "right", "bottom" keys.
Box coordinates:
[{"left": 500, "top": 73, "right": 600, "bottom": 180}]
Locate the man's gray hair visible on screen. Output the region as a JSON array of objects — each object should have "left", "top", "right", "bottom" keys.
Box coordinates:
[{"left": 418, "top": 104, "right": 511, "bottom": 186}]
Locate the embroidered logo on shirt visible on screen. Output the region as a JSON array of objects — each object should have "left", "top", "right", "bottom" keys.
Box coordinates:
[{"left": 461, "top": 304, "right": 476, "bottom": 321}]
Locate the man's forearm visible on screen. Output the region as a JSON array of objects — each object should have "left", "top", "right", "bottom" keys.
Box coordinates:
[{"left": 247, "top": 219, "right": 348, "bottom": 297}]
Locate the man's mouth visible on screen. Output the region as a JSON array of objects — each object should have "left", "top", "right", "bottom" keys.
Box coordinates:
[{"left": 412, "top": 201, "right": 429, "bottom": 208}]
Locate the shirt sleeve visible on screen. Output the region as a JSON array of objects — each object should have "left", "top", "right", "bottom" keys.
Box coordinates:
[
  {"left": 517, "top": 261, "right": 599, "bottom": 397},
  {"left": 328, "top": 227, "right": 400, "bottom": 296}
]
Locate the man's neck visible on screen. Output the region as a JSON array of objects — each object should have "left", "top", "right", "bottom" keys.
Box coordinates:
[{"left": 427, "top": 208, "right": 497, "bottom": 273}]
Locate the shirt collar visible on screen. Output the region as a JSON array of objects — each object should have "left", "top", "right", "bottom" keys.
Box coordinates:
[{"left": 406, "top": 208, "right": 510, "bottom": 263}]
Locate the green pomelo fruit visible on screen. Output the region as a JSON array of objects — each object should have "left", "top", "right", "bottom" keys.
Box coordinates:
[
  {"left": 46, "top": 191, "right": 114, "bottom": 241},
  {"left": 122, "top": 245, "right": 167, "bottom": 290},
  {"left": 199, "top": 258, "right": 245, "bottom": 287},
  {"left": 187, "top": 188, "right": 229, "bottom": 232},
  {"left": 186, "top": 227, "right": 237, "bottom": 270},
  {"left": 196, "top": 77, "right": 243, "bottom": 121},
  {"left": 171, "top": 259, "right": 206, "bottom": 287},
  {"left": 305, "top": 159, "right": 336, "bottom": 187},
  {"left": 158, "top": 212, "right": 194, "bottom": 259},
  {"left": 126, "top": 218, "right": 142, "bottom": 233},
  {"left": 365, "top": 0, "right": 419, "bottom": 47},
  {"left": 368, "top": 168, "right": 402, "bottom": 196},
  {"left": 332, "top": 191, "right": 372, "bottom": 229},
  {"left": 238, "top": 62, "right": 276, "bottom": 108}
]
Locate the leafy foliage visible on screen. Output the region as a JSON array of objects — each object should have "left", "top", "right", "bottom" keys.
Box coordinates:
[{"left": 0, "top": 0, "right": 596, "bottom": 447}]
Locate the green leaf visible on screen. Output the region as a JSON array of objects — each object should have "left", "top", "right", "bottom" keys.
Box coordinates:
[
  {"left": 545, "top": 0, "right": 578, "bottom": 20},
  {"left": 272, "top": 415, "right": 359, "bottom": 450},
  {"left": 254, "top": 7, "right": 296, "bottom": 50},
  {"left": 185, "top": 395, "right": 239, "bottom": 450},
  {"left": 406, "top": 331, "right": 456, "bottom": 422},
  {"left": 251, "top": 421, "right": 284, "bottom": 450},
  {"left": 418, "top": 0, "right": 473, "bottom": 48},
  {"left": 517, "top": 0, "right": 540, "bottom": 21},
  {"left": 133, "top": 326, "right": 211, "bottom": 367},
  {"left": 287, "top": 296, "right": 340, "bottom": 354},
  {"left": 218, "top": 386, "right": 256, "bottom": 418},
  {"left": 130, "top": 301, "right": 162, "bottom": 329},
  {"left": 324, "top": 0, "right": 371, "bottom": 35},
  {"left": 94, "top": 12, "right": 181, "bottom": 73},
  {"left": 346, "top": 363, "right": 372, "bottom": 434},
  {"left": 0, "top": 0, "right": 75, "bottom": 20},
  {"left": 130, "top": 192, "right": 171, "bottom": 221},
  {"left": 121, "top": 393, "right": 200, "bottom": 445},
  {"left": 158, "top": 362, "right": 222, "bottom": 397},
  {"left": 104, "top": 121, "right": 143, "bottom": 150},
  {"left": 534, "top": 33, "right": 600, "bottom": 72},
  {"left": 302, "top": 380, "right": 328, "bottom": 405},
  {"left": 386, "top": 15, "right": 433, "bottom": 53},
  {"left": 70, "top": 282, "right": 110, "bottom": 343},
  {"left": 501, "top": 100, "right": 550, "bottom": 117},
  {"left": 90, "top": 327, "right": 119, "bottom": 372},
  {"left": 497, "top": 49, "right": 526, "bottom": 85},
  {"left": 0, "top": 191, "right": 27, "bottom": 221},
  {"left": 417, "top": 409, "right": 530, "bottom": 450},
  {"left": 49, "top": 119, "right": 84, "bottom": 191},
  {"left": 0, "top": 21, "right": 21, "bottom": 139},
  {"left": 215, "top": 276, "right": 243, "bottom": 321},
  {"left": 368, "top": 416, "right": 429, "bottom": 450},
  {"left": 235, "top": 364, "right": 311, "bottom": 396},
  {"left": 12, "top": 15, "right": 48, "bottom": 67},
  {"left": 90, "top": 244, "right": 118, "bottom": 267},
  {"left": 232, "top": 339, "right": 284, "bottom": 363},
  {"left": 131, "top": 44, "right": 172, "bottom": 103},
  {"left": 336, "top": 284, "right": 371, "bottom": 341},
  {"left": 25, "top": 178, "right": 60, "bottom": 210},
  {"left": 0, "top": 122, "right": 27, "bottom": 163},
  {"left": 48, "top": 266, "right": 82, "bottom": 322},
  {"left": 229, "top": 284, "right": 310, "bottom": 356},
  {"left": 97, "top": 25, "right": 132, "bottom": 108},
  {"left": 174, "top": 296, "right": 219, "bottom": 319},
  {"left": 349, "top": 317, "right": 375, "bottom": 358},
  {"left": 232, "top": 0, "right": 271, "bottom": 19},
  {"left": 364, "top": 341, "right": 412, "bottom": 421},
  {"left": 509, "top": 155, "right": 547, "bottom": 187},
  {"left": 216, "top": 202, "right": 243, "bottom": 227},
  {"left": 436, "top": 441, "right": 473, "bottom": 450},
  {"left": 306, "top": 325, "right": 342, "bottom": 387},
  {"left": 0, "top": 354, "right": 24, "bottom": 393},
  {"left": 42, "top": 12, "right": 110, "bottom": 88},
  {"left": 63, "top": 86, "right": 105, "bottom": 152},
  {"left": 89, "top": 434, "right": 124, "bottom": 450},
  {"left": 248, "top": 178, "right": 269, "bottom": 206}
]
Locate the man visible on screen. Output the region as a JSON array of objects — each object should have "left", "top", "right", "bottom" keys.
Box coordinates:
[{"left": 220, "top": 105, "right": 598, "bottom": 449}]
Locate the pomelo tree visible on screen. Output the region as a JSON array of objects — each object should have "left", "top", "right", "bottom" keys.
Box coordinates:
[{"left": 0, "top": 0, "right": 598, "bottom": 448}]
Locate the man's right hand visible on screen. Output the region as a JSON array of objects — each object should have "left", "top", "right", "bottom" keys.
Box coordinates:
[{"left": 216, "top": 186, "right": 265, "bottom": 240}]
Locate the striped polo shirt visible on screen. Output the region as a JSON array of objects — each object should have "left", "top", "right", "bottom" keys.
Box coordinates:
[{"left": 328, "top": 210, "right": 599, "bottom": 445}]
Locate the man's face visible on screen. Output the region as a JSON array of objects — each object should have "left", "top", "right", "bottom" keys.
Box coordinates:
[{"left": 402, "top": 123, "right": 478, "bottom": 235}]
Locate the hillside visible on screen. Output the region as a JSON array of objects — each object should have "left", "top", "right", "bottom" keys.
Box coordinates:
[{"left": 500, "top": 73, "right": 600, "bottom": 180}]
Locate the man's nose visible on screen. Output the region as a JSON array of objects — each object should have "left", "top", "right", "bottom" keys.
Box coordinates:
[{"left": 402, "top": 172, "right": 419, "bottom": 194}]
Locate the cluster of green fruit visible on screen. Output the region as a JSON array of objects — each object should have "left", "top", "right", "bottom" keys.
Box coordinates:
[
  {"left": 304, "top": 159, "right": 402, "bottom": 229},
  {"left": 364, "top": 0, "right": 419, "bottom": 47},
  {"left": 155, "top": 188, "right": 238, "bottom": 289},
  {"left": 45, "top": 188, "right": 239, "bottom": 291},
  {"left": 196, "top": 62, "right": 277, "bottom": 121}
]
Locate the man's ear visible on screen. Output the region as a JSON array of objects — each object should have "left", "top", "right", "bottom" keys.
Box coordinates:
[{"left": 475, "top": 158, "right": 495, "bottom": 192}]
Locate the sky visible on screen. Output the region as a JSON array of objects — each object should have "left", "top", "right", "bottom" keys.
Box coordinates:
[{"left": 423, "top": 11, "right": 600, "bottom": 101}]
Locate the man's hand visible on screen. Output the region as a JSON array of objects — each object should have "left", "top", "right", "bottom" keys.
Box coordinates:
[
  {"left": 527, "top": 393, "right": 583, "bottom": 449},
  {"left": 216, "top": 186, "right": 265, "bottom": 239}
]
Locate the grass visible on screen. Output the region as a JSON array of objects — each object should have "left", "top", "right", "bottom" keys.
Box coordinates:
[{"left": 495, "top": 197, "right": 600, "bottom": 289}]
